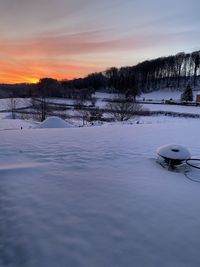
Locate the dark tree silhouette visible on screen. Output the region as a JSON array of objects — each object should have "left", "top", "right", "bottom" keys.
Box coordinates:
[{"left": 181, "top": 84, "right": 193, "bottom": 102}]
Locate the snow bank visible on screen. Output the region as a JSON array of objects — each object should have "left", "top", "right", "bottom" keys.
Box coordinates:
[{"left": 38, "top": 116, "right": 72, "bottom": 128}]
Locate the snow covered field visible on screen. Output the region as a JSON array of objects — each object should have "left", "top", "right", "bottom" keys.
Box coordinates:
[
  {"left": 1, "top": 90, "right": 200, "bottom": 266},
  {"left": 0, "top": 98, "right": 30, "bottom": 111},
  {"left": 139, "top": 88, "right": 200, "bottom": 101},
  {"left": 1, "top": 117, "right": 200, "bottom": 266},
  {"left": 142, "top": 103, "right": 200, "bottom": 114},
  {"left": 1, "top": 89, "right": 200, "bottom": 122}
]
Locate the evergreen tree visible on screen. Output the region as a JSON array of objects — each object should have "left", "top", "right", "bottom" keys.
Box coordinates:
[{"left": 181, "top": 84, "right": 193, "bottom": 102}]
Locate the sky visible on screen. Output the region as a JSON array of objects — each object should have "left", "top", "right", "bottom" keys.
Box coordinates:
[{"left": 0, "top": 0, "right": 200, "bottom": 84}]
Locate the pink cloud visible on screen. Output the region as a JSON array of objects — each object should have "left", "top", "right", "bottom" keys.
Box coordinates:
[
  {"left": 0, "top": 31, "right": 148, "bottom": 58},
  {"left": 0, "top": 29, "right": 197, "bottom": 83},
  {"left": 1, "top": 29, "right": 196, "bottom": 58}
]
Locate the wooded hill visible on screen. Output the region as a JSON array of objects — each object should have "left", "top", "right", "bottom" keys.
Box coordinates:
[
  {"left": 62, "top": 50, "right": 200, "bottom": 95},
  {"left": 1, "top": 50, "right": 200, "bottom": 98}
]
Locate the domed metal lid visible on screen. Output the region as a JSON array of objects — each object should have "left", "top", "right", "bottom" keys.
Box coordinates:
[{"left": 157, "top": 144, "right": 191, "bottom": 160}]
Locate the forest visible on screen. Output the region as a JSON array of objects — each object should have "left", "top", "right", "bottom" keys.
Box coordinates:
[
  {"left": 60, "top": 50, "right": 200, "bottom": 98},
  {"left": 0, "top": 50, "right": 199, "bottom": 99}
]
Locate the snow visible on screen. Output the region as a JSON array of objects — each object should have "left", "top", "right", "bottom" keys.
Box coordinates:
[
  {"left": 1, "top": 90, "right": 200, "bottom": 266},
  {"left": 157, "top": 144, "right": 191, "bottom": 160},
  {"left": 94, "top": 92, "right": 119, "bottom": 99},
  {"left": 2, "top": 92, "right": 199, "bottom": 118},
  {"left": 142, "top": 103, "right": 200, "bottom": 115},
  {"left": 0, "top": 98, "right": 30, "bottom": 111},
  {"left": 38, "top": 116, "right": 73, "bottom": 128},
  {"left": 139, "top": 88, "right": 200, "bottom": 102},
  {"left": 136, "top": 115, "right": 196, "bottom": 124},
  {"left": 139, "top": 88, "right": 182, "bottom": 101},
  {"left": 0, "top": 118, "right": 36, "bottom": 130},
  {"left": 1, "top": 119, "right": 200, "bottom": 266}
]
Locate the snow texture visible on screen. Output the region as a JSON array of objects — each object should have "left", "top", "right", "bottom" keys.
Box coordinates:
[
  {"left": 1, "top": 121, "right": 200, "bottom": 267},
  {"left": 1, "top": 91, "right": 200, "bottom": 267}
]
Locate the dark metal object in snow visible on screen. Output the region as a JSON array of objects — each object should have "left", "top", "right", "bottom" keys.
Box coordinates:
[
  {"left": 186, "top": 159, "right": 200, "bottom": 170},
  {"left": 157, "top": 144, "right": 191, "bottom": 169}
]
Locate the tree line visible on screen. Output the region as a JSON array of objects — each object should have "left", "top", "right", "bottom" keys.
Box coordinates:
[
  {"left": 131, "top": 51, "right": 200, "bottom": 91},
  {"left": 0, "top": 50, "right": 199, "bottom": 100},
  {"left": 61, "top": 50, "right": 200, "bottom": 96}
]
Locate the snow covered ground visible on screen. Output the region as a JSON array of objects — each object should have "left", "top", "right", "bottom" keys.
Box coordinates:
[
  {"left": 1, "top": 90, "right": 200, "bottom": 266},
  {"left": 0, "top": 118, "right": 36, "bottom": 130},
  {"left": 139, "top": 88, "right": 200, "bottom": 101},
  {"left": 0, "top": 98, "right": 30, "bottom": 111},
  {"left": 139, "top": 88, "right": 182, "bottom": 101},
  {"left": 1, "top": 117, "right": 200, "bottom": 266},
  {"left": 142, "top": 103, "right": 200, "bottom": 114},
  {"left": 1, "top": 89, "right": 200, "bottom": 120}
]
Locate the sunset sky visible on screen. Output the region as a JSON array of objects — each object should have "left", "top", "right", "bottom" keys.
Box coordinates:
[{"left": 0, "top": 0, "right": 200, "bottom": 84}]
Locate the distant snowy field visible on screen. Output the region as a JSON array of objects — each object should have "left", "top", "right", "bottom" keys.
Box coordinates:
[
  {"left": 1, "top": 90, "right": 200, "bottom": 266},
  {"left": 142, "top": 103, "right": 200, "bottom": 114},
  {"left": 139, "top": 88, "right": 182, "bottom": 101},
  {"left": 139, "top": 88, "right": 200, "bottom": 101},
  {"left": 0, "top": 98, "right": 29, "bottom": 111},
  {"left": 95, "top": 88, "right": 200, "bottom": 102}
]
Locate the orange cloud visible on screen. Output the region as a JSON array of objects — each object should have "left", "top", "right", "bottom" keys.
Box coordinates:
[
  {"left": 0, "top": 57, "right": 104, "bottom": 84},
  {"left": 0, "top": 29, "right": 194, "bottom": 83},
  {"left": 0, "top": 31, "right": 134, "bottom": 83}
]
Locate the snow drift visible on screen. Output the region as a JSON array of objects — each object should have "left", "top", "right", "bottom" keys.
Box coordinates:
[{"left": 38, "top": 116, "right": 72, "bottom": 128}]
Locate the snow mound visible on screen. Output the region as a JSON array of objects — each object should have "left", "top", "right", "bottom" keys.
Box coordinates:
[
  {"left": 157, "top": 144, "right": 191, "bottom": 160},
  {"left": 38, "top": 116, "right": 72, "bottom": 128}
]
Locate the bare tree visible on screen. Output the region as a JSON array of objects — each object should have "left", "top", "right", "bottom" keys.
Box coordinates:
[
  {"left": 106, "top": 95, "right": 143, "bottom": 121},
  {"left": 89, "top": 108, "right": 103, "bottom": 121},
  {"left": 30, "top": 78, "right": 61, "bottom": 121},
  {"left": 76, "top": 107, "right": 103, "bottom": 126},
  {"left": 30, "top": 98, "right": 50, "bottom": 121},
  {"left": 90, "top": 97, "right": 97, "bottom": 107},
  {"left": 6, "top": 94, "right": 20, "bottom": 119},
  {"left": 75, "top": 109, "right": 91, "bottom": 126},
  {"left": 73, "top": 97, "right": 87, "bottom": 110}
]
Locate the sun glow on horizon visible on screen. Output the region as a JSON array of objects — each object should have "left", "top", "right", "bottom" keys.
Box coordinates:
[
  {"left": 0, "top": 76, "right": 40, "bottom": 85},
  {"left": 0, "top": 0, "right": 199, "bottom": 85},
  {"left": 26, "top": 77, "right": 39, "bottom": 84},
  {"left": 0, "top": 71, "right": 93, "bottom": 84}
]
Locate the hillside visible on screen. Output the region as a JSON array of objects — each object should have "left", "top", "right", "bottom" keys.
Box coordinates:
[{"left": 1, "top": 50, "right": 200, "bottom": 98}]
